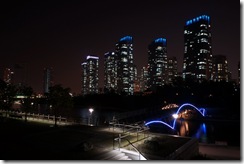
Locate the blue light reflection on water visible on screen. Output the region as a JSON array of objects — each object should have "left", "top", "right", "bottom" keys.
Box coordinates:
[
  {"left": 175, "top": 120, "right": 240, "bottom": 146},
  {"left": 191, "top": 123, "right": 208, "bottom": 143}
]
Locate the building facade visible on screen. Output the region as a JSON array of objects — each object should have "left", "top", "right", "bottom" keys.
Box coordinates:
[
  {"left": 183, "top": 15, "right": 213, "bottom": 82},
  {"left": 168, "top": 57, "right": 178, "bottom": 84},
  {"left": 140, "top": 66, "right": 149, "bottom": 92},
  {"left": 81, "top": 62, "right": 88, "bottom": 95},
  {"left": 3, "top": 68, "right": 14, "bottom": 85},
  {"left": 81, "top": 55, "right": 99, "bottom": 95},
  {"left": 212, "top": 55, "right": 229, "bottom": 82},
  {"left": 104, "top": 52, "right": 116, "bottom": 93},
  {"left": 148, "top": 38, "right": 168, "bottom": 90},
  {"left": 43, "top": 67, "right": 53, "bottom": 94},
  {"left": 115, "top": 36, "right": 134, "bottom": 95}
]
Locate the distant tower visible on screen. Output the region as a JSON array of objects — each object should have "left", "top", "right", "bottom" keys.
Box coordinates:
[
  {"left": 183, "top": 15, "right": 213, "bottom": 82},
  {"left": 115, "top": 36, "right": 134, "bottom": 95},
  {"left": 81, "top": 62, "right": 88, "bottom": 95},
  {"left": 133, "top": 65, "right": 140, "bottom": 93},
  {"left": 104, "top": 52, "right": 116, "bottom": 93},
  {"left": 212, "top": 55, "right": 229, "bottom": 82},
  {"left": 168, "top": 57, "right": 178, "bottom": 84},
  {"left": 140, "top": 66, "right": 149, "bottom": 92},
  {"left": 3, "top": 68, "right": 14, "bottom": 85},
  {"left": 43, "top": 67, "right": 53, "bottom": 94},
  {"left": 81, "top": 55, "right": 99, "bottom": 95},
  {"left": 148, "top": 38, "right": 168, "bottom": 90}
]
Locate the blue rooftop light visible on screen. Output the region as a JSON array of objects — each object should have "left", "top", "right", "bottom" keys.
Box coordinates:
[
  {"left": 154, "top": 38, "right": 166, "bottom": 43},
  {"left": 120, "top": 36, "right": 132, "bottom": 42},
  {"left": 186, "top": 15, "right": 210, "bottom": 26}
]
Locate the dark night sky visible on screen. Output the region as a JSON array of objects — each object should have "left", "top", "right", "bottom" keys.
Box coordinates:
[{"left": 0, "top": 0, "right": 240, "bottom": 94}]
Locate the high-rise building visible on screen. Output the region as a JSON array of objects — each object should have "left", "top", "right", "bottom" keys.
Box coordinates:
[
  {"left": 115, "top": 36, "right": 134, "bottom": 95},
  {"left": 81, "top": 62, "right": 88, "bottom": 95},
  {"left": 183, "top": 15, "right": 213, "bottom": 82},
  {"left": 168, "top": 57, "right": 178, "bottom": 84},
  {"left": 81, "top": 55, "right": 99, "bottom": 95},
  {"left": 133, "top": 65, "right": 140, "bottom": 93},
  {"left": 43, "top": 67, "right": 53, "bottom": 94},
  {"left": 104, "top": 52, "right": 116, "bottom": 93},
  {"left": 140, "top": 66, "right": 149, "bottom": 92},
  {"left": 148, "top": 38, "right": 168, "bottom": 90},
  {"left": 3, "top": 68, "right": 14, "bottom": 85},
  {"left": 212, "top": 55, "right": 229, "bottom": 82}
]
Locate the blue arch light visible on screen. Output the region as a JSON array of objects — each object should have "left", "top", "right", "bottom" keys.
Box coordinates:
[{"left": 145, "top": 103, "right": 206, "bottom": 130}]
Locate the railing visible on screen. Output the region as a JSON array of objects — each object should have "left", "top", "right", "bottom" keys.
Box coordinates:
[
  {"left": 114, "top": 134, "right": 147, "bottom": 160},
  {"left": 123, "top": 138, "right": 147, "bottom": 160},
  {"left": 0, "top": 110, "right": 68, "bottom": 125}
]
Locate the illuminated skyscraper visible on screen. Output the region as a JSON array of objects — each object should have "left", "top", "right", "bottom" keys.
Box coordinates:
[
  {"left": 133, "top": 65, "right": 140, "bottom": 93},
  {"left": 168, "top": 57, "right": 178, "bottom": 84},
  {"left": 115, "top": 36, "right": 134, "bottom": 95},
  {"left": 183, "top": 15, "right": 213, "bottom": 82},
  {"left": 212, "top": 55, "right": 229, "bottom": 82},
  {"left": 104, "top": 52, "right": 116, "bottom": 92},
  {"left": 148, "top": 38, "right": 168, "bottom": 90},
  {"left": 81, "top": 55, "right": 99, "bottom": 95},
  {"left": 43, "top": 67, "right": 53, "bottom": 94},
  {"left": 81, "top": 62, "right": 88, "bottom": 95},
  {"left": 140, "top": 66, "right": 149, "bottom": 92},
  {"left": 3, "top": 68, "right": 14, "bottom": 85}
]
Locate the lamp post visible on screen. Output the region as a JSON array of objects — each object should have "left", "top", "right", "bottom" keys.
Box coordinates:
[{"left": 88, "top": 108, "right": 94, "bottom": 126}]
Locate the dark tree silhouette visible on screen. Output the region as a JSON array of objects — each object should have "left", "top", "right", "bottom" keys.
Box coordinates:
[
  {"left": 48, "top": 84, "right": 73, "bottom": 127},
  {"left": 19, "top": 85, "right": 33, "bottom": 122},
  {"left": 0, "top": 80, "right": 17, "bottom": 116}
]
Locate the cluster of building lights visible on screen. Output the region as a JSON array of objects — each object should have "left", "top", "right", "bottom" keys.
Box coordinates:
[{"left": 162, "top": 104, "right": 179, "bottom": 110}]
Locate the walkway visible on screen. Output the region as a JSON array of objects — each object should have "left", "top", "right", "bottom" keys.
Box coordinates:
[{"left": 199, "top": 143, "right": 241, "bottom": 160}]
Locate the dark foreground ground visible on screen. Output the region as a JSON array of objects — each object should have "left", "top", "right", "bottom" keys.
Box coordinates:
[{"left": 0, "top": 117, "right": 241, "bottom": 161}]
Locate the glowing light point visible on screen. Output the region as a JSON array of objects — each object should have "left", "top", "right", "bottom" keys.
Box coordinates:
[
  {"left": 89, "top": 108, "right": 94, "bottom": 114},
  {"left": 172, "top": 114, "right": 178, "bottom": 119}
]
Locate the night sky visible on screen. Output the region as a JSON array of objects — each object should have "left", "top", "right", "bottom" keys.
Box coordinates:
[{"left": 0, "top": 0, "right": 240, "bottom": 94}]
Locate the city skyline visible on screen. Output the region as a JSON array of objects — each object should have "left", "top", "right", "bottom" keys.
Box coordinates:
[{"left": 0, "top": 0, "right": 240, "bottom": 94}]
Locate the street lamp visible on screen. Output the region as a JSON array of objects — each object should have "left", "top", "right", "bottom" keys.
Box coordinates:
[
  {"left": 88, "top": 108, "right": 94, "bottom": 126},
  {"left": 89, "top": 108, "right": 94, "bottom": 114}
]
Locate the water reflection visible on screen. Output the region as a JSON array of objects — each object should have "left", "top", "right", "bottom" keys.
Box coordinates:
[
  {"left": 175, "top": 120, "right": 208, "bottom": 143},
  {"left": 193, "top": 123, "right": 208, "bottom": 143},
  {"left": 171, "top": 120, "right": 240, "bottom": 146},
  {"left": 178, "top": 120, "right": 189, "bottom": 136}
]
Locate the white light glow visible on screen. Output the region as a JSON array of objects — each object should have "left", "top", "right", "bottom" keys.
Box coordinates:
[
  {"left": 172, "top": 114, "right": 178, "bottom": 119},
  {"left": 89, "top": 108, "right": 94, "bottom": 114}
]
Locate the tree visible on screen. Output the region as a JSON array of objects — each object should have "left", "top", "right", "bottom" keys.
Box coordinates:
[
  {"left": 19, "top": 85, "right": 33, "bottom": 122},
  {"left": 48, "top": 84, "right": 73, "bottom": 127},
  {"left": 0, "top": 79, "right": 17, "bottom": 115}
]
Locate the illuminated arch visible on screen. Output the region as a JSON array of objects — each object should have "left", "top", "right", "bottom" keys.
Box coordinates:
[{"left": 145, "top": 103, "right": 206, "bottom": 130}]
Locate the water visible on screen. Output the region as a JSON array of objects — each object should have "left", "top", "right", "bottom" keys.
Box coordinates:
[{"left": 149, "top": 119, "right": 241, "bottom": 146}]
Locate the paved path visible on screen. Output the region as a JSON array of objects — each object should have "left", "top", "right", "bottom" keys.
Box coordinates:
[{"left": 199, "top": 143, "right": 240, "bottom": 160}]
